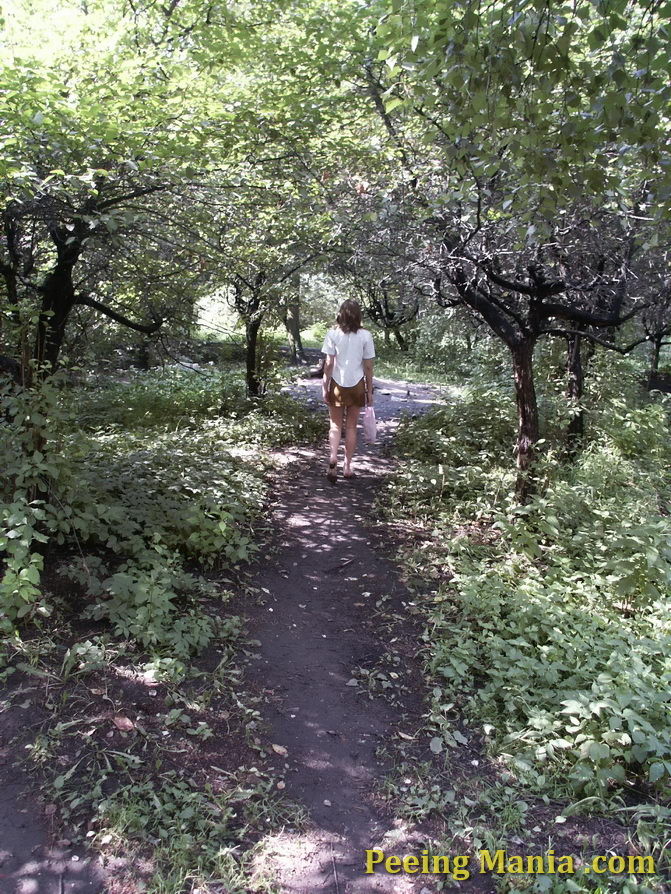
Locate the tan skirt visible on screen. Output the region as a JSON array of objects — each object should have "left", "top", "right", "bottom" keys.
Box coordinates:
[{"left": 329, "top": 377, "right": 365, "bottom": 408}]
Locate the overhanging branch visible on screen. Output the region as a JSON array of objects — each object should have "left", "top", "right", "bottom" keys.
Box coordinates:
[
  {"left": 539, "top": 301, "right": 645, "bottom": 328},
  {"left": 538, "top": 328, "right": 655, "bottom": 355},
  {"left": 75, "top": 294, "right": 163, "bottom": 333}
]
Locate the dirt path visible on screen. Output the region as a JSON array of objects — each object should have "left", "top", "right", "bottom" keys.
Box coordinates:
[
  {"left": 245, "top": 376, "right": 446, "bottom": 893},
  {"left": 0, "top": 725, "right": 104, "bottom": 893}
]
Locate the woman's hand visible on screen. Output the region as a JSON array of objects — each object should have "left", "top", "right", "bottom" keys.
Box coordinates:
[
  {"left": 322, "top": 382, "right": 330, "bottom": 405},
  {"left": 363, "top": 359, "right": 374, "bottom": 406}
]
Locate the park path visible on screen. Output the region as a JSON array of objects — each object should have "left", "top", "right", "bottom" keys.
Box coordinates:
[
  {"left": 244, "top": 375, "right": 446, "bottom": 893},
  {"left": 0, "top": 709, "right": 104, "bottom": 893}
]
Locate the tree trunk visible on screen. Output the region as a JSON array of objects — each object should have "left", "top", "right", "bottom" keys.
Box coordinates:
[
  {"left": 565, "top": 331, "right": 584, "bottom": 456},
  {"left": 137, "top": 339, "right": 151, "bottom": 370},
  {"left": 34, "top": 262, "right": 78, "bottom": 371},
  {"left": 384, "top": 329, "right": 390, "bottom": 347},
  {"left": 393, "top": 327, "right": 408, "bottom": 351},
  {"left": 648, "top": 336, "right": 662, "bottom": 389},
  {"left": 245, "top": 318, "right": 262, "bottom": 398},
  {"left": 284, "top": 296, "right": 306, "bottom": 364},
  {"left": 464, "top": 328, "right": 472, "bottom": 354},
  {"left": 510, "top": 339, "right": 539, "bottom": 500}
]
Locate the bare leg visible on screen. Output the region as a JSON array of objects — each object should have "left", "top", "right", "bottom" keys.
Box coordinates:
[
  {"left": 343, "top": 405, "right": 361, "bottom": 476},
  {"left": 327, "top": 404, "right": 344, "bottom": 466}
]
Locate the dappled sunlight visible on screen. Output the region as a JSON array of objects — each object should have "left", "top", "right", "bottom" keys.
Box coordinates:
[
  {"left": 252, "top": 819, "right": 425, "bottom": 893},
  {"left": 0, "top": 833, "right": 102, "bottom": 893},
  {"left": 242, "top": 378, "right": 443, "bottom": 892}
]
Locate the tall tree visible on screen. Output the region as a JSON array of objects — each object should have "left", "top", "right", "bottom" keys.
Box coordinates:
[{"left": 367, "top": 0, "right": 671, "bottom": 492}]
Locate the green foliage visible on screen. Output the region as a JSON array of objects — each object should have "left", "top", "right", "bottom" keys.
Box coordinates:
[
  {"left": 92, "top": 770, "right": 294, "bottom": 893},
  {"left": 74, "top": 368, "right": 235, "bottom": 429},
  {"left": 376, "top": 0, "right": 671, "bottom": 218},
  {"left": 0, "top": 376, "right": 69, "bottom": 627},
  {"left": 394, "top": 379, "right": 515, "bottom": 467},
  {"left": 1, "top": 368, "right": 324, "bottom": 653},
  {"left": 73, "top": 367, "right": 325, "bottom": 444},
  {"left": 386, "top": 380, "right": 671, "bottom": 799}
]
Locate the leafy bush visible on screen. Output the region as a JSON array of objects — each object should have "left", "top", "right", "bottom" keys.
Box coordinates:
[
  {"left": 74, "top": 367, "right": 245, "bottom": 430},
  {"left": 386, "top": 380, "right": 671, "bottom": 798},
  {"left": 1, "top": 370, "right": 324, "bottom": 653},
  {"left": 394, "top": 380, "right": 516, "bottom": 468}
]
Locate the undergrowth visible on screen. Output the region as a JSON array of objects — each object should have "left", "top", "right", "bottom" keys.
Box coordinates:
[
  {"left": 0, "top": 365, "right": 322, "bottom": 892},
  {"left": 383, "top": 354, "right": 671, "bottom": 892},
  {"left": 1, "top": 367, "right": 323, "bottom": 651}
]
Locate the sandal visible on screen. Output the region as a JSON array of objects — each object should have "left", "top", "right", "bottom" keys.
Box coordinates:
[{"left": 326, "top": 462, "right": 337, "bottom": 484}]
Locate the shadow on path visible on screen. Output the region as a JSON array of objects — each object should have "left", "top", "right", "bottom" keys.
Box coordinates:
[
  {"left": 246, "top": 377, "right": 446, "bottom": 893},
  {"left": 0, "top": 771, "right": 103, "bottom": 894}
]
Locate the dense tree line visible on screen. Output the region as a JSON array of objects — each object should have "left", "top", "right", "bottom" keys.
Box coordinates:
[{"left": 1, "top": 0, "right": 670, "bottom": 489}]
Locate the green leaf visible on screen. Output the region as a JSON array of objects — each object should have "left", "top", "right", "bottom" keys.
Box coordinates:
[
  {"left": 649, "top": 762, "right": 666, "bottom": 783},
  {"left": 384, "top": 96, "right": 404, "bottom": 113}
]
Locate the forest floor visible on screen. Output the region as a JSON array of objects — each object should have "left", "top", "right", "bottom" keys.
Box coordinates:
[
  {"left": 0, "top": 373, "right": 456, "bottom": 894},
  {"left": 2, "top": 367, "right": 649, "bottom": 894},
  {"left": 240, "top": 374, "right": 449, "bottom": 893}
]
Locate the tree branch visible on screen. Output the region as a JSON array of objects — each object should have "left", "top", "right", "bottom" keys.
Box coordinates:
[
  {"left": 450, "top": 266, "right": 520, "bottom": 346},
  {"left": 364, "top": 64, "right": 418, "bottom": 187},
  {"left": 98, "top": 184, "right": 169, "bottom": 212},
  {"left": 538, "top": 328, "right": 658, "bottom": 355},
  {"left": 75, "top": 295, "right": 163, "bottom": 333},
  {"left": 539, "top": 301, "right": 645, "bottom": 328}
]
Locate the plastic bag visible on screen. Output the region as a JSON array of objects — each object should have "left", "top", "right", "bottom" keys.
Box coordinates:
[{"left": 363, "top": 406, "right": 376, "bottom": 444}]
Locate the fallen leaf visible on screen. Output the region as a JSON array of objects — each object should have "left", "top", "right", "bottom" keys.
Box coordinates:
[
  {"left": 271, "top": 743, "right": 288, "bottom": 756},
  {"left": 276, "top": 781, "right": 286, "bottom": 790},
  {"left": 113, "top": 716, "right": 134, "bottom": 732}
]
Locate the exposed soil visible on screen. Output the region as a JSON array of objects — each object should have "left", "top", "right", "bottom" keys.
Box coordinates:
[{"left": 242, "top": 375, "right": 448, "bottom": 893}]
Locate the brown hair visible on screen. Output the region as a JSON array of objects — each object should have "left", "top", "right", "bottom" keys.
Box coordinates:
[{"left": 336, "top": 299, "right": 363, "bottom": 333}]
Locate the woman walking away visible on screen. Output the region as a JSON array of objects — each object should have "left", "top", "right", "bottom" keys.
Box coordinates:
[{"left": 321, "top": 299, "right": 375, "bottom": 483}]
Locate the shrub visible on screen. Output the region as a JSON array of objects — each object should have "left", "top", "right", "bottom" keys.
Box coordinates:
[
  {"left": 1, "top": 370, "right": 323, "bottom": 652},
  {"left": 386, "top": 378, "right": 671, "bottom": 797}
]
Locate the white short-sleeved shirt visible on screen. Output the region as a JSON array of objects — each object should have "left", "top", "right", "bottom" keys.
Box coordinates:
[{"left": 321, "top": 327, "right": 375, "bottom": 388}]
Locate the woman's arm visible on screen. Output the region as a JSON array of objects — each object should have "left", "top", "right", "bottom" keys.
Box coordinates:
[
  {"left": 322, "top": 354, "right": 335, "bottom": 404},
  {"left": 363, "top": 357, "right": 374, "bottom": 404}
]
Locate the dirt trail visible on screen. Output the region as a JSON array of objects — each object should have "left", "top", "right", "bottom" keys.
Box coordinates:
[
  {"left": 245, "top": 376, "right": 446, "bottom": 893},
  {"left": 0, "top": 740, "right": 103, "bottom": 893}
]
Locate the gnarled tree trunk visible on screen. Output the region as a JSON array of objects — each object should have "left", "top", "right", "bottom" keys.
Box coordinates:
[
  {"left": 245, "top": 318, "right": 262, "bottom": 398},
  {"left": 565, "top": 331, "right": 584, "bottom": 456},
  {"left": 648, "top": 335, "right": 663, "bottom": 389},
  {"left": 393, "top": 327, "right": 408, "bottom": 351},
  {"left": 511, "top": 338, "right": 539, "bottom": 500},
  {"left": 284, "top": 295, "right": 306, "bottom": 364},
  {"left": 35, "top": 263, "right": 78, "bottom": 370}
]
